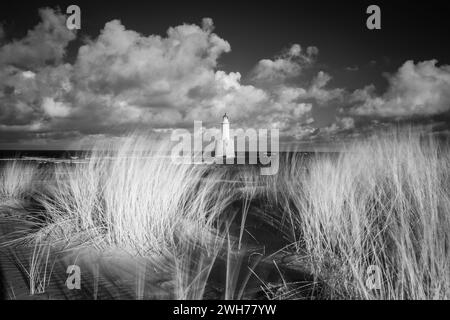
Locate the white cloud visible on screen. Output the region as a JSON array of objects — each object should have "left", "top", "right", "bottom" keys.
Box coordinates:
[
  {"left": 0, "top": 11, "right": 333, "bottom": 144},
  {"left": 340, "top": 117, "right": 355, "bottom": 130},
  {"left": 1, "top": 8, "right": 448, "bottom": 147},
  {"left": 0, "top": 8, "right": 75, "bottom": 69},
  {"left": 298, "top": 71, "right": 345, "bottom": 104},
  {"left": 251, "top": 44, "right": 318, "bottom": 82},
  {"left": 41, "top": 97, "right": 71, "bottom": 118},
  {"left": 22, "top": 71, "right": 36, "bottom": 79},
  {"left": 350, "top": 60, "right": 450, "bottom": 117},
  {"left": 319, "top": 117, "right": 355, "bottom": 138}
]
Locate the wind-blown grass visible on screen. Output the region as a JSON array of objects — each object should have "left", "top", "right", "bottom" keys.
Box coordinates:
[
  {"left": 0, "top": 161, "right": 36, "bottom": 204},
  {"left": 21, "top": 135, "right": 253, "bottom": 299},
  {"left": 278, "top": 130, "right": 450, "bottom": 299},
  {"left": 1, "top": 129, "right": 449, "bottom": 300}
]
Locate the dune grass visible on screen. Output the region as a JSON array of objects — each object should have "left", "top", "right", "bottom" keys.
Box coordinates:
[
  {"left": 36, "top": 140, "right": 227, "bottom": 253},
  {"left": 18, "top": 135, "right": 253, "bottom": 299},
  {"left": 1, "top": 129, "right": 449, "bottom": 299},
  {"left": 276, "top": 130, "right": 450, "bottom": 299},
  {"left": 0, "top": 161, "right": 37, "bottom": 204}
]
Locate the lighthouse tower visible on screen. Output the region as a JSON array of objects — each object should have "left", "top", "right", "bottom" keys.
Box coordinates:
[{"left": 215, "top": 113, "right": 235, "bottom": 159}]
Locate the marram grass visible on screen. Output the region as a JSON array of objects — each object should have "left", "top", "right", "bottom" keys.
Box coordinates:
[{"left": 1, "top": 130, "right": 449, "bottom": 299}]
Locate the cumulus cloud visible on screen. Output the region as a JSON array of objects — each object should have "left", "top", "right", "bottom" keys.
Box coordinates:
[
  {"left": 297, "top": 71, "right": 345, "bottom": 104},
  {"left": 321, "top": 117, "right": 355, "bottom": 135},
  {"left": 69, "top": 17, "right": 234, "bottom": 128},
  {"left": 41, "top": 97, "right": 71, "bottom": 117},
  {"left": 350, "top": 60, "right": 450, "bottom": 118},
  {"left": 251, "top": 44, "right": 318, "bottom": 82},
  {"left": 0, "top": 8, "right": 75, "bottom": 69},
  {"left": 1, "top": 12, "right": 321, "bottom": 146},
  {"left": 0, "top": 8, "right": 448, "bottom": 148}
]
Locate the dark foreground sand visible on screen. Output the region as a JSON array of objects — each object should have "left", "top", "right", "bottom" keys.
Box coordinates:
[{"left": 0, "top": 198, "right": 322, "bottom": 300}]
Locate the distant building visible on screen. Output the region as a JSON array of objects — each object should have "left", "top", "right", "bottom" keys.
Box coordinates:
[{"left": 215, "top": 113, "right": 235, "bottom": 159}]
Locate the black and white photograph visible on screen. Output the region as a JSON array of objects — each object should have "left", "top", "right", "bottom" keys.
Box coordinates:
[{"left": 0, "top": 0, "right": 450, "bottom": 307}]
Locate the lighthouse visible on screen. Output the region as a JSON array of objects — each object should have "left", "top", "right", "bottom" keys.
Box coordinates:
[{"left": 215, "top": 113, "right": 235, "bottom": 159}]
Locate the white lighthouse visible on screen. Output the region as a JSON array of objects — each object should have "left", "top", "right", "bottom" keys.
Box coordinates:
[{"left": 215, "top": 113, "right": 235, "bottom": 159}]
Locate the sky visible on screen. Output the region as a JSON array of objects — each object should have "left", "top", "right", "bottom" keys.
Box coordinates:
[{"left": 0, "top": 0, "right": 449, "bottom": 150}]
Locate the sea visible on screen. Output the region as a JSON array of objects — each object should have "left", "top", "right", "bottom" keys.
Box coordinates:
[{"left": 0, "top": 150, "right": 337, "bottom": 170}]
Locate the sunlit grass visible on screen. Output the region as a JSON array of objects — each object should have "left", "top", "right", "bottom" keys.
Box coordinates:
[
  {"left": 1, "top": 129, "right": 449, "bottom": 299},
  {"left": 0, "top": 161, "right": 36, "bottom": 204},
  {"left": 16, "top": 135, "right": 251, "bottom": 299},
  {"left": 277, "top": 130, "right": 450, "bottom": 299}
]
